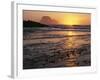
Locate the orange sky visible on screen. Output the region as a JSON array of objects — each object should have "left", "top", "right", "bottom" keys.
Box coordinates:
[{"left": 23, "top": 10, "right": 91, "bottom": 25}]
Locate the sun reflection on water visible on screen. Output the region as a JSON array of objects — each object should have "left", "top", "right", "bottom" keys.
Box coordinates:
[
  {"left": 64, "top": 31, "right": 79, "bottom": 67},
  {"left": 67, "top": 31, "right": 74, "bottom": 36},
  {"left": 65, "top": 31, "right": 76, "bottom": 48}
]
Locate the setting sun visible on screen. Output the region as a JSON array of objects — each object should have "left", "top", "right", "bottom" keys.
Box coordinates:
[
  {"left": 59, "top": 13, "right": 91, "bottom": 25},
  {"left": 23, "top": 10, "right": 91, "bottom": 25},
  {"left": 62, "top": 15, "right": 80, "bottom": 25}
]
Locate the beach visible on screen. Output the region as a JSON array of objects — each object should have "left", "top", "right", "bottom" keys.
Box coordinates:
[{"left": 23, "top": 27, "right": 91, "bottom": 69}]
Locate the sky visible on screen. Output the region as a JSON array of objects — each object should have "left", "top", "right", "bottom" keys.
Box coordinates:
[{"left": 23, "top": 10, "right": 91, "bottom": 25}]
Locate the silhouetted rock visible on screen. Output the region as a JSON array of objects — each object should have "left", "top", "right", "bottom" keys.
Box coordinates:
[{"left": 40, "top": 16, "right": 58, "bottom": 25}]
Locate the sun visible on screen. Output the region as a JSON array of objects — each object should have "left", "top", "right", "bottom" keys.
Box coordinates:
[
  {"left": 62, "top": 15, "right": 80, "bottom": 25},
  {"left": 58, "top": 13, "right": 90, "bottom": 26}
]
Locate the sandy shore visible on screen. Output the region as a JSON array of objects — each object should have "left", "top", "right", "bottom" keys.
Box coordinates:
[{"left": 23, "top": 42, "right": 90, "bottom": 69}]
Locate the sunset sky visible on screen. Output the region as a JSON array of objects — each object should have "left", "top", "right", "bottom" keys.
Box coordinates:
[{"left": 23, "top": 10, "right": 91, "bottom": 25}]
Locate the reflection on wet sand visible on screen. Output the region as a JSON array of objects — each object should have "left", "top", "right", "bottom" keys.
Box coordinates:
[{"left": 65, "top": 50, "right": 79, "bottom": 67}]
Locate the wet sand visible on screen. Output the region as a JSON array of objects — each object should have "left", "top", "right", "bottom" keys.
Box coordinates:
[{"left": 23, "top": 39, "right": 90, "bottom": 69}]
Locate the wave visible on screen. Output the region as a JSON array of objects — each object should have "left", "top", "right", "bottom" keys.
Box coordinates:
[
  {"left": 23, "top": 34, "right": 90, "bottom": 40},
  {"left": 24, "top": 27, "right": 90, "bottom": 32}
]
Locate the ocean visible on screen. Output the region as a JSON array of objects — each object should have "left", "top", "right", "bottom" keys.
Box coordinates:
[{"left": 23, "top": 27, "right": 91, "bottom": 69}]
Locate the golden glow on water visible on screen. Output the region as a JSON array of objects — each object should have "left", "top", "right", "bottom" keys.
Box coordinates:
[
  {"left": 67, "top": 37, "right": 73, "bottom": 48},
  {"left": 66, "top": 31, "right": 75, "bottom": 48},
  {"left": 47, "top": 31, "right": 88, "bottom": 49},
  {"left": 67, "top": 31, "right": 74, "bottom": 36}
]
